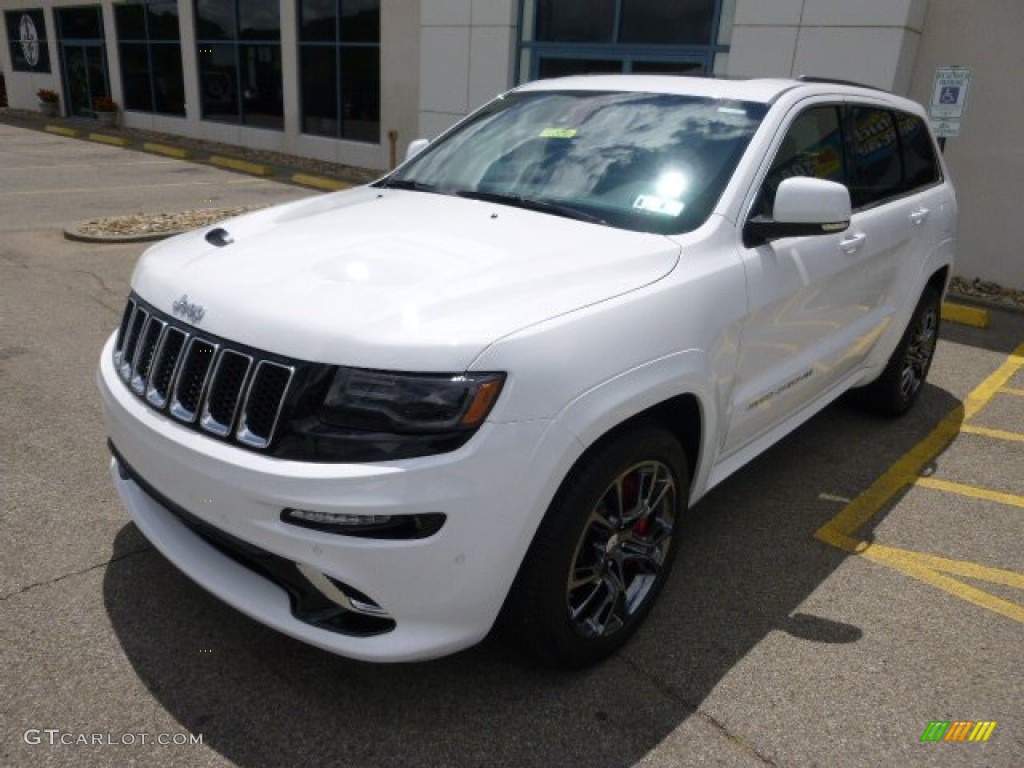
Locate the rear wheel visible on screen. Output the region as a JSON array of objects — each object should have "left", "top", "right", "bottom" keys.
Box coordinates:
[
  {"left": 858, "top": 286, "right": 941, "bottom": 417},
  {"left": 505, "top": 424, "right": 688, "bottom": 668}
]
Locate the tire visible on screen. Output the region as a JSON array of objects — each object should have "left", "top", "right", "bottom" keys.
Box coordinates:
[
  {"left": 505, "top": 423, "right": 688, "bottom": 668},
  {"left": 857, "top": 285, "right": 941, "bottom": 417}
]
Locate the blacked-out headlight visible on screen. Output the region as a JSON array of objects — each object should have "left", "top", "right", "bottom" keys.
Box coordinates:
[
  {"left": 271, "top": 367, "right": 506, "bottom": 462},
  {"left": 320, "top": 369, "right": 505, "bottom": 433}
]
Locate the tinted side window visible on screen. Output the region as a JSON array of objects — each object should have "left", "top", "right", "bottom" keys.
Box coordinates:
[
  {"left": 850, "top": 107, "right": 902, "bottom": 208},
  {"left": 896, "top": 112, "right": 941, "bottom": 192},
  {"left": 760, "top": 106, "right": 846, "bottom": 215}
]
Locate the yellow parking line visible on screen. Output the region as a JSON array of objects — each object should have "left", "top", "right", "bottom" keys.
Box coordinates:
[
  {"left": 1002, "top": 387, "right": 1024, "bottom": 397},
  {"left": 959, "top": 424, "right": 1024, "bottom": 443},
  {"left": 914, "top": 477, "right": 1024, "bottom": 509},
  {"left": 815, "top": 342, "right": 1024, "bottom": 623},
  {"left": 859, "top": 545, "right": 1024, "bottom": 625}
]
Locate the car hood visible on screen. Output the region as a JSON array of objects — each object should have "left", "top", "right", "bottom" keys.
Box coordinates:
[{"left": 132, "top": 188, "right": 680, "bottom": 371}]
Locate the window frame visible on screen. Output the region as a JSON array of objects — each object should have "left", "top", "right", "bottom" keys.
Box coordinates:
[
  {"left": 516, "top": 0, "right": 728, "bottom": 83},
  {"left": 114, "top": 1, "right": 186, "bottom": 117},
  {"left": 194, "top": 0, "right": 284, "bottom": 130},
  {"left": 297, "top": 0, "right": 381, "bottom": 144}
]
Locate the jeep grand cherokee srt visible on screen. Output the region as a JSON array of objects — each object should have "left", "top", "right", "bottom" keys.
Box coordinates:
[{"left": 98, "top": 76, "right": 955, "bottom": 667}]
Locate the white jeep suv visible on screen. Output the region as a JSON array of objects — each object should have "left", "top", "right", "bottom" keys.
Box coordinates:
[{"left": 98, "top": 75, "right": 955, "bottom": 667}]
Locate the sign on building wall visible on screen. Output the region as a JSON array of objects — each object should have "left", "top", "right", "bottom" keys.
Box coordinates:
[
  {"left": 5, "top": 9, "right": 51, "bottom": 72},
  {"left": 929, "top": 66, "right": 971, "bottom": 138}
]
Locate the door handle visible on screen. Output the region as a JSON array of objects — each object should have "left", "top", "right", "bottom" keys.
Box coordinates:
[
  {"left": 910, "top": 207, "right": 931, "bottom": 225},
  {"left": 839, "top": 233, "right": 867, "bottom": 253}
]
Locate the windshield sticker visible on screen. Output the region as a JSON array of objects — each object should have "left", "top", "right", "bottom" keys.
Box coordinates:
[
  {"left": 633, "top": 195, "right": 684, "bottom": 217},
  {"left": 539, "top": 128, "right": 578, "bottom": 139}
]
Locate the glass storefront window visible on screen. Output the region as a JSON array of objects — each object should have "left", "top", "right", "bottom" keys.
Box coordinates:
[
  {"left": 115, "top": 0, "right": 185, "bottom": 116},
  {"left": 520, "top": 0, "right": 726, "bottom": 82},
  {"left": 195, "top": 1, "right": 283, "bottom": 129},
  {"left": 298, "top": 0, "right": 380, "bottom": 144}
]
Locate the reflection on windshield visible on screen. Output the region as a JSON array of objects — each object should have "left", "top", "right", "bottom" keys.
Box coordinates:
[{"left": 384, "top": 90, "right": 767, "bottom": 235}]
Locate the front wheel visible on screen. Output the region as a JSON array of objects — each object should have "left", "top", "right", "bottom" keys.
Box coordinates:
[
  {"left": 505, "top": 424, "right": 688, "bottom": 668},
  {"left": 857, "top": 286, "right": 941, "bottom": 417}
]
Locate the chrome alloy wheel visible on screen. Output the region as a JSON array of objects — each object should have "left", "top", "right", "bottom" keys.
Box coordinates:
[
  {"left": 899, "top": 304, "right": 938, "bottom": 400},
  {"left": 566, "top": 460, "right": 678, "bottom": 639}
]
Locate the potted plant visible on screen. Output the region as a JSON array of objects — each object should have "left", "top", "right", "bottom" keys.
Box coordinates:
[
  {"left": 93, "top": 95, "right": 119, "bottom": 127},
  {"left": 36, "top": 88, "right": 59, "bottom": 117}
]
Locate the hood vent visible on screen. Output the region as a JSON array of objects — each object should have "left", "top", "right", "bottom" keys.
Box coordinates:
[{"left": 205, "top": 227, "right": 234, "bottom": 247}]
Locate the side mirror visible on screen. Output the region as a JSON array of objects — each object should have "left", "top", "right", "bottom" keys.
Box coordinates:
[
  {"left": 744, "top": 177, "right": 851, "bottom": 247},
  {"left": 405, "top": 138, "right": 430, "bottom": 162}
]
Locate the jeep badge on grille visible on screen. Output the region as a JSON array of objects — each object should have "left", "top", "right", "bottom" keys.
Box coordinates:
[{"left": 172, "top": 294, "right": 206, "bottom": 324}]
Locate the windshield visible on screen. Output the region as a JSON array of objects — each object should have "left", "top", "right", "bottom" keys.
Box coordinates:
[{"left": 383, "top": 89, "right": 768, "bottom": 235}]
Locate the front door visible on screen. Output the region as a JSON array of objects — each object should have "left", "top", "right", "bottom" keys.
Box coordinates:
[{"left": 56, "top": 6, "right": 109, "bottom": 116}]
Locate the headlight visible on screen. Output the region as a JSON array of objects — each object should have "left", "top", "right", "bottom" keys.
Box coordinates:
[
  {"left": 321, "top": 368, "right": 505, "bottom": 433},
  {"left": 271, "top": 367, "right": 506, "bottom": 462}
]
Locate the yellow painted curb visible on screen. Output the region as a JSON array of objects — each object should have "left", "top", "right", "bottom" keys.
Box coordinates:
[
  {"left": 44, "top": 125, "right": 80, "bottom": 138},
  {"left": 89, "top": 132, "right": 131, "bottom": 147},
  {"left": 291, "top": 173, "right": 352, "bottom": 192},
  {"left": 143, "top": 142, "right": 192, "bottom": 159},
  {"left": 942, "top": 301, "right": 990, "bottom": 328},
  {"left": 210, "top": 155, "right": 273, "bottom": 176}
]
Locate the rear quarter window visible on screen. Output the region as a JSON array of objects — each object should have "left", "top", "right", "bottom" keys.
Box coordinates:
[{"left": 896, "top": 112, "right": 941, "bottom": 192}]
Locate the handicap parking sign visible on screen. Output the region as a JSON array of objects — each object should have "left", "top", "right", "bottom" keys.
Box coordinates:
[{"left": 930, "top": 66, "right": 971, "bottom": 120}]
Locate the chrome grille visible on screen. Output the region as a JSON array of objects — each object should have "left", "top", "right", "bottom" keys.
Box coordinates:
[{"left": 112, "top": 295, "right": 295, "bottom": 450}]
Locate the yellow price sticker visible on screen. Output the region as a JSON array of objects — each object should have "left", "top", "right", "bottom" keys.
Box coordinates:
[{"left": 539, "top": 128, "right": 578, "bottom": 139}]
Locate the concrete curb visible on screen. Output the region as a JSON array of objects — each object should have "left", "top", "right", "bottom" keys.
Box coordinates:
[
  {"left": 941, "top": 301, "right": 991, "bottom": 328},
  {"left": 946, "top": 292, "right": 1024, "bottom": 318},
  {"left": 291, "top": 173, "right": 353, "bottom": 191},
  {"left": 63, "top": 226, "right": 183, "bottom": 244},
  {"left": 143, "top": 141, "right": 192, "bottom": 159},
  {"left": 210, "top": 155, "right": 273, "bottom": 176},
  {"left": 44, "top": 124, "right": 79, "bottom": 137},
  {"left": 89, "top": 132, "right": 131, "bottom": 147}
]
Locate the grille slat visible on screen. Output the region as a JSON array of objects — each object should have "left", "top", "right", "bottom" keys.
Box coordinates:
[
  {"left": 113, "top": 295, "right": 294, "bottom": 451},
  {"left": 170, "top": 338, "right": 219, "bottom": 423},
  {"left": 238, "top": 361, "right": 294, "bottom": 449},
  {"left": 131, "top": 317, "right": 166, "bottom": 395},
  {"left": 146, "top": 327, "right": 188, "bottom": 408},
  {"left": 118, "top": 306, "right": 148, "bottom": 381},
  {"left": 200, "top": 350, "right": 253, "bottom": 436},
  {"left": 113, "top": 299, "right": 137, "bottom": 369}
]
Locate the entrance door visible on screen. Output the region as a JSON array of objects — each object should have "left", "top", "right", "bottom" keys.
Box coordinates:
[
  {"left": 56, "top": 6, "right": 109, "bottom": 116},
  {"left": 62, "top": 44, "right": 108, "bottom": 116}
]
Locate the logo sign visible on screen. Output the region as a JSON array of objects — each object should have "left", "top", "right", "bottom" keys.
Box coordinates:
[
  {"left": 18, "top": 13, "right": 40, "bottom": 68},
  {"left": 920, "top": 720, "right": 996, "bottom": 743},
  {"left": 930, "top": 66, "right": 971, "bottom": 120},
  {"left": 172, "top": 295, "right": 206, "bottom": 324}
]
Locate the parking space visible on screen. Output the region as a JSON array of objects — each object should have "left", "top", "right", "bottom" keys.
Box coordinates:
[
  {"left": 816, "top": 343, "right": 1024, "bottom": 626},
  {"left": 0, "top": 123, "right": 308, "bottom": 231},
  {"left": 1, "top": 122, "right": 1021, "bottom": 767}
]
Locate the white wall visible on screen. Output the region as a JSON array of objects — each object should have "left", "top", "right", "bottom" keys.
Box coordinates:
[
  {"left": 0, "top": 4, "right": 63, "bottom": 112},
  {"left": 726, "top": 0, "right": 927, "bottom": 94},
  {"left": 417, "top": 0, "right": 516, "bottom": 139},
  {"left": 909, "top": 0, "right": 1024, "bottom": 289}
]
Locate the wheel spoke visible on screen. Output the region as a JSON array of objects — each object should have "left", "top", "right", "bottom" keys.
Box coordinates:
[{"left": 565, "top": 456, "right": 681, "bottom": 639}]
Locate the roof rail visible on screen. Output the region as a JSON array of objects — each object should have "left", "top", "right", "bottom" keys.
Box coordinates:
[{"left": 796, "top": 75, "right": 887, "bottom": 92}]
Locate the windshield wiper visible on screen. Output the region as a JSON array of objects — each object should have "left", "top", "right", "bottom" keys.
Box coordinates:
[
  {"left": 454, "top": 190, "right": 608, "bottom": 226},
  {"left": 375, "top": 178, "right": 448, "bottom": 194}
]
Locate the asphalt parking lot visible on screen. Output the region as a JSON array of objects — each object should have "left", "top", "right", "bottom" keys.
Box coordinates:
[{"left": 1, "top": 121, "right": 1021, "bottom": 767}]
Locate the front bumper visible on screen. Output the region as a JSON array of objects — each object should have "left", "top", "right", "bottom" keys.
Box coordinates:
[{"left": 98, "top": 334, "right": 574, "bottom": 661}]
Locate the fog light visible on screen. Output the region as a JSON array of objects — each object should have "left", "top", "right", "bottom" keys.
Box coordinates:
[
  {"left": 283, "top": 508, "right": 392, "bottom": 528},
  {"left": 281, "top": 508, "right": 445, "bottom": 539}
]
